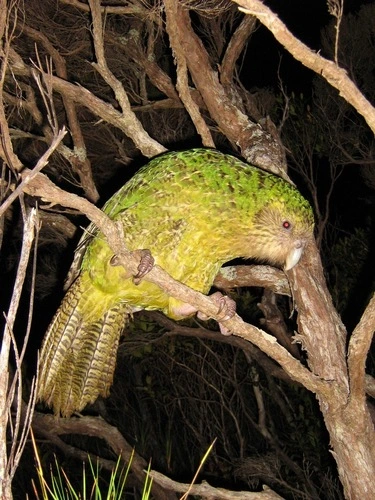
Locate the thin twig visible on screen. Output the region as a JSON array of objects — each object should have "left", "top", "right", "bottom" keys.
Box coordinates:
[
  {"left": 1, "top": 207, "right": 38, "bottom": 482},
  {"left": 0, "top": 127, "right": 67, "bottom": 218}
]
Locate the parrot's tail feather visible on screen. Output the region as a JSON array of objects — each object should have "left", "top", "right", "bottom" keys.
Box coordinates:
[
  {"left": 37, "top": 278, "right": 129, "bottom": 417},
  {"left": 76, "top": 306, "right": 127, "bottom": 405}
]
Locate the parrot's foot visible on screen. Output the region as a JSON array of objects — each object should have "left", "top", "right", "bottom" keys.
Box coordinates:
[
  {"left": 171, "top": 291, "right": 236, "bottom": 336},
  {"left": 197, "top": 291, "right": 236, "bottom": 336},
  {"left": 132, "top": 249, "right": 154, "bottom": 284},
  {"left": 110, "top": 248, "right": 154, "bottom": 284}
]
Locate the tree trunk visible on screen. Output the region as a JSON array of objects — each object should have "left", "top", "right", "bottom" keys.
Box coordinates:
[{"left": 290, "top": 241, "right": 375, "bottom": 498}]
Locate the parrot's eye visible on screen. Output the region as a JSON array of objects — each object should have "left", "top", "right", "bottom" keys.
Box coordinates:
[{"left": 282, "top": 220, "right": 292, "bottom": 230}]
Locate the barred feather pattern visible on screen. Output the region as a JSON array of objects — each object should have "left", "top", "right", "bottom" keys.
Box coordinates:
[{"left": 37, "top": 278, "right": 130, "bottom": 417}]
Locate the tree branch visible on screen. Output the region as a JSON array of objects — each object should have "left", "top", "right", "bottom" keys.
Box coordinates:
[
  {"left": 168, "top": 1, "right": 289, "bottom": 178},
  {"left": 347, "top": 293, "right": 375, "bottom": 406},
  {"left": 221, "top": 14, "right": 257, "bottom": 86},
  {"left": 149, "top": 469, "right": 284, "bottom": 499},
  {"left": 233, "top": 0, "right": 375, "bottom": 134},
  {"left": 88, "top": 0, "right": 166, "bottom": 157},
  {"left": 21, "top": 23, "right": 99, "bottom": 202},
  {"left": 215, "top": 265, "right": 291, "bottom": 296}
]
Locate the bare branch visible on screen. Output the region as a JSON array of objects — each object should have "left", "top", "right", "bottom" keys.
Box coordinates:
[
  {"left": 0, "top": 207, "right": 38, "bottom": 495},
  {"left": 6, "top": 211, "right": 39, "bottom": 482},
  {"left": 0, "top": 2, "right": 23, "bottom": 173},
  {"left": 221, "top": 14, "right": 257, "bottom": 85},
  {"left": 24, "top": 24, "right": 99, "bottom": 201},
  {"left": 233, "top": 0, "right": 375, "bottom": 134},
  {"left": 0, "top": 127, "right": 67, "bottom": 218},
  {"left": 215, "top": 265, "right": 291, "bottom": 296},
  {"left": 167, "top": 1, "right": 289, "bottom": 177},
  {"left": 88, "top": 0, "right": 166, "bottom": 157},
  {"left": 107, "top": 30, "right": 180, "bottom": 102},
  {"left": 327, "top": 0, "right": 344, "bottom": 65}
]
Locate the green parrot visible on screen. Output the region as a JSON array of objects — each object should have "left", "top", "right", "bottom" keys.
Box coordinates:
[{"left": 37, "top": 148, "right": 314, "bottom": 417}]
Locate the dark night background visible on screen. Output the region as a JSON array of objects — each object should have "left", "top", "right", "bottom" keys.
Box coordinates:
[{"left": 0, "top": 0, "right": 374, "bottom": 498}]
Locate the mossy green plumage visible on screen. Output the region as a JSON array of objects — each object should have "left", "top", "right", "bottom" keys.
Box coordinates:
[{"left": 37, "top": 148, "right": 314, "bottom": 416}]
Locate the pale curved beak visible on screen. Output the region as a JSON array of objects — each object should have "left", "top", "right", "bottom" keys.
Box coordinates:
[{"left": 284, "top": 242, "right": 304, "bottom": 271}]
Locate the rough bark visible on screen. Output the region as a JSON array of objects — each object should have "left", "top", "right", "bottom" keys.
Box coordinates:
[{"left": 289, "top": 241, "right": 375, "bottom": 499}]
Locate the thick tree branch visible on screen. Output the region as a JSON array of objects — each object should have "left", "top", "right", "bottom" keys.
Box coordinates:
[
  {"left": 149, "top": 469, "right": 284, "bottom": 499},
  {"left": 221, "top": 14, "right": 257, "bottom": 85},
  {"left": 215, "top": 265, "right": 291, "bottom": 296},
  {"left": 289, "top": 242, "right": 375, "bottom": 499},
  {"left": 169, "top": 1, "right": 289, "bottom": 178},
  {"left": 289, "top": 240, "right": 348, "bottom": 387}
]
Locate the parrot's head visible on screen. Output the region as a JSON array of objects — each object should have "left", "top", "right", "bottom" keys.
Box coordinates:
[{"left": 247, "top": 199, "right": 314, "bottom": 271}]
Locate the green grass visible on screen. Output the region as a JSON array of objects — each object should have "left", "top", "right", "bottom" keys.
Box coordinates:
[{"left": 30, "top": 430, "right": 152, "bottom": 500}]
